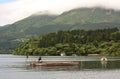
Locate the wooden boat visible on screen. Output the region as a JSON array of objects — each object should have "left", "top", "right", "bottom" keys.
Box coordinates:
[{"left": 30, "top": 62, "right": 79, "bottom": 66}]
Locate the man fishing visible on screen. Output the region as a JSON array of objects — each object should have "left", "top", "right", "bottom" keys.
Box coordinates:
[{"left": 38, "top": 56, "right": 42, "bottom": 62}]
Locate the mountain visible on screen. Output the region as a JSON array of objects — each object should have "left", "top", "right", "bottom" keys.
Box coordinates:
[
  {"left": 1, "top": 7, "right": 120, "bottom": 53},
  {"left": 0, "top": 14, "right": 57, "bottom": 53},
  {"left": 51, "top": 8, "right": 117, "bottom": 24},
  {"left": 0, "top": 14, "right": 57, "bottom": 37},
  {"left": 50, "top": 7, "right": 120, "bottom": 30}
]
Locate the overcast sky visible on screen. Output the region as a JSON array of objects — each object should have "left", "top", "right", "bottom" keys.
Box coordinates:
[{"left": 0, "top": 0, "right": 120, "bottom": 26}]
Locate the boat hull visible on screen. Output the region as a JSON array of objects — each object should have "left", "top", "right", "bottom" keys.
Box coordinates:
[{"left": 30, "top": 62, "right": 79, "bottom": 66}]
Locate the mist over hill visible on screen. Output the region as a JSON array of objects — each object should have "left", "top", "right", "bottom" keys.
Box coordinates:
[{"left": 0, "top": 7, "right": 120, "bottom": 53}]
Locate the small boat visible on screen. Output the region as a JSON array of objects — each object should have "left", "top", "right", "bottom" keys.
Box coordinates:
[
  {"left": 101, "top": 57, "right": 108, "bottom": 61},
  {"left": 30, "top": 62, "right": 79, "bottom": 66}
]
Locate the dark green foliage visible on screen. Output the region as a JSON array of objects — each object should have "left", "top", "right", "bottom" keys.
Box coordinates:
[
  {"left": 13, "top": 28, "right": 120, "bottom": 56},
  {"left": 1, "top": 7, "right": 120, "bottom": 53}
]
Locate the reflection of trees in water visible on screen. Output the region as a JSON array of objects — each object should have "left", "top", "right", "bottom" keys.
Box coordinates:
[
  {"left": 101, "top": 61, "right": 107, "bottom": 68},
  {"left": 107, "top": 61, "right": 120, "bottom": 69},
  {"left": 79, "top": 61, "right": 120, "bottom": 70},
  {"left": 78, "top": 61, "right": 102, "bottom": 69}
]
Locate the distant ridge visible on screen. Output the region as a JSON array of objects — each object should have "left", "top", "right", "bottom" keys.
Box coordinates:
[{"left": 0, "top": 7, "right": 120, "bottom": 53}]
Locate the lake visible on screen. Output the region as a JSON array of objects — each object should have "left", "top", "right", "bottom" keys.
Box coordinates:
[{"left": 0, "top": 54, "right": 120, "bottom": 79}]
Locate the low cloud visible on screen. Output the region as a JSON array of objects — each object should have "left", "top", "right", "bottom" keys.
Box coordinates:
[{"left": 0, "top": 0, "right": 120, "bottom": 26}]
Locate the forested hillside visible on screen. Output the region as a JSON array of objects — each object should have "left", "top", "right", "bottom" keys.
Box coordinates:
[
  {"left": 1, "top": 7, "right": 120, "bottom": 53},
  {"left": 13, "top": 28, "right": 120, "bottom": 56}
]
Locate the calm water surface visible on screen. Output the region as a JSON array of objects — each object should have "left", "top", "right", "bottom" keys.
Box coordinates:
[{"left": 0, "top": 54, "right": 120, "bottom": 79}]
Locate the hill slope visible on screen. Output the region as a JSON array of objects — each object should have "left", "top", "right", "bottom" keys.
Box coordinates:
[{"left": 1, "top": 7, "right": 120, "bottom": 53}]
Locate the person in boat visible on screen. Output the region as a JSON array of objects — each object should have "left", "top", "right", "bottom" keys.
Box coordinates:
[
  {"left": 101, "top": 57, "right": 107, "bottom": 61},
  {"left": 38, "top": 56, "right": 42, "bottom": 63},
  {"left": 101, "top": 57, "right": 107, "bottom": 68}
]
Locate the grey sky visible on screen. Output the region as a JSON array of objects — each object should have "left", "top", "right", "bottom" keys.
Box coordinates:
[{"left": 0, "top": 0, "right": 120, "bottom": 26}]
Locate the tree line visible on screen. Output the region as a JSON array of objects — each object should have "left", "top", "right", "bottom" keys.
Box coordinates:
[{"left": 13, "top": 28, "right": 120, "bottom": 56}]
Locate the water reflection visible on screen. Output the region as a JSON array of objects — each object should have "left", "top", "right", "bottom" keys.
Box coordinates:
[
  {"left": 101, "top": 61, "right": 107, "bottom": 68},
  {"left": 26, "top": 61, "right": 116, "bottom": 71},
  {"left": 1, "top": 55, "right": 120, "bottom": 79},
  {"left": 1, "top": 55, "right": 120, "bottom": 71}
]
